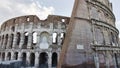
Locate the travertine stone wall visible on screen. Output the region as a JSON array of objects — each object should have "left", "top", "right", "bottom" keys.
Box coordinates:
[{"left": 0, "top": 15, "right": 70, "bottom": 68}]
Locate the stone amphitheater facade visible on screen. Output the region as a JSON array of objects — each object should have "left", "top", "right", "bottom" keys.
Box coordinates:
[
  {"left": 0, "top": 0, "right": 120, "bottom": 68},
  {"left": 0, "top": 15, "right": 70, "bottom": 68}
]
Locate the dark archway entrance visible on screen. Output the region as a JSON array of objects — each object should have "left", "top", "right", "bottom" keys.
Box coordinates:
[
  {"left": 52, "top": 52, "right": 58, "bottom": 67},
  {"left": 14, "top": 52, "right": 18, "bottom": 60},
  {"left": 39, "top": 52, "right": 48, "bottom": 68},
  {"left": 7, "top": 52, "right": 11, "bottom": 60},
  {"left": 2, "top": 52, "right": 5, "bottom": 61},
  {"left": 30, "top": 53, "right": 35, "bottom": 66},
  {"left": 22, "top": 53, "right": 27, "bottom": 66}
]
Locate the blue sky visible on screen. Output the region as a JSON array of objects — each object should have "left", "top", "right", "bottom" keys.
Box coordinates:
[{"left": 0, "top": 0, "right": 119, "bottom": 34}]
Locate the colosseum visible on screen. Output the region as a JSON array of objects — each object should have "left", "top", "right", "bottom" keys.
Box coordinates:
[{"left": 0, "top": 0, "right": 120, "bottom": 68}]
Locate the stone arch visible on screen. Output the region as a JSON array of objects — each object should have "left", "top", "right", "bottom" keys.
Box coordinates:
[
  {"left": 7, "top": 52, "right": 11, "bottom": 60},
  {"left": 30, "top": 53, "right": 35, "bottom": 66},
  {"left": 39, "top": 32, "right": 50, "bottom": 49},
  {"left": 16, "top": 32, "right": 21, "bottom": 46},
  {"left": 39, "top": 52, "right": 48, "bottom": 68},
  {"left": 5, "top": 34, "right": 8, "bottom": 49},
  {"left": 21, "top": 52, "right": 27, "bottom": 66},
  {"left": 2, "top": 52, "right": 5, "bottom": 61},
  {"left": 52, "top": 52, "right": 58, "bottom": 67},
  {"left": 14, "top": 52, "right": 18, "bottom": 60},
  {"left": 23, "top": 32, "right": 29, "bottom": 49},
  {"left": 10, "top": 34, "right": 14, "bottom": 48}
]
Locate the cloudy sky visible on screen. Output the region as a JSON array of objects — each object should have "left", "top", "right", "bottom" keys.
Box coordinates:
[{"left": 0, "top": 0, "right": 120, "bottom": 34}]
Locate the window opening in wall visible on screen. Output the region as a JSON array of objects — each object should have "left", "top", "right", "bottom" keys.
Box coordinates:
[
  {"left": 62, "top": 19, "right": 65, "bottom": 22},
  {"left": 27, "top": 17, "right": 30, "bottom": 21},
  {"left": 32, "top": 32, "right": 37, "bottom": 45},
  {"left": 23, "top": 32, "right": 28, "bottom": 49},
  {"left": 111, "top": 32, "right": 115, "bottom": 45},
  {"left": 1, "top": 35, "right": 4, "bottom": 46},
  {"left": 7, "top": 52, "right": 11, "bottom": 60},
  {"left": 11, "top": 26, "right": 15, "bottom": 32},
  {"left": 5, "top": 34, "right": 8, "bottom": 49},
  {"left": 10, "top": 34, "right": 14, "bottom": 48},
  {"left": 60, "top": 33, "right": 65, "bottom": 44},
  {"left": 52, "top": 52, "right": 58, "bottom": 67},
  {"left": 16, "top": 33, "right": 21, "bottom": 46},
  {"left": 52, "top": 33, "right": 57, "bottom": 44}
]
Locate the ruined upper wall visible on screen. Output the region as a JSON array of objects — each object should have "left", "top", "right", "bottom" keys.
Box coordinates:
[{"left": 0, "top": 15, "right": 70, "bottom": 31}]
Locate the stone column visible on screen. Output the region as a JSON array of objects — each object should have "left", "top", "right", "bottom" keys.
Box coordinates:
[
  {"left": 6, "top": 35, "right": 10, "bottom": 49},
  {"left": 12, "top": 24, "right": 18, "bottom": 49},
  {"left": 27, "top": 22, "right": 33, "bottom": 49},
  {"left": 27, "top": 52, "right": 30, "bottom": 66},
  {"left": 105, "top": 51, "right": 110, "bottom": 68},
  {"left": 5, "top": 52, "right": 8, "bottom": 61},
  {"left": 12, "top": 33, "right": 17, "bottom": 49},
  {"left": 27, "top": 33, "right": 32, "bottom": 49},
  {"left": 48, "top": 52, "right": 52, "bottom": 68},
  {"left": 11, "top": 52, "right": 14, "bottom": 60},
  {"left": 18, "top": 52, "right": 22, "bottom": 61},
  {"left": 36, "top": 33, "right": 40, "bottom": 48},
  {"left": 19, "top": 33, "right": 24, "bottom": 49},
  {"left": 35, "top": 52, "right": 39, "bottom": 67},
  {"left": 94, "top": 52, "right": 99, "bottom": 68}
]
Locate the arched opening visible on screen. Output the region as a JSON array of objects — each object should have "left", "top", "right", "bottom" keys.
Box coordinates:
[
  {"left": 23, "top": 32, "right": 29, "bottom": 49},
  {"left": 30, "top": 53, "right": 35, "bottom": 66},
  {"left": 22, "top": 53, "right": 27, "bottom": 66},
  {"left": 52, "top": 52, "right": 58, "bottom": 67},
  {"left": 16, "top": 32, "right": 21, "bottom": 46},
  {"left": 40, "top": 32, "right": 49, "bottom": 49},
  {"left": 52, "top": 32, "right": 57, "bottom": 44},
  {"left": 32, "top": 32, "right": 37, "bottom": 45},
  {"left": 10, "top": 34, "right": 14, "bottom": 48},
  {"left": 60, "top": 32, "right": 65, "bottom": 45},
  {"left": 5, "top": 34, "right": 8, "bottom": 49},
  {"left": 14, "top": 52, "right": 18, "bottom": 60},
  {"left": 2, "top": 52, "right": 5, "bottom": 61},
  {"left": 11, "top": 26, "right": 15, "bottom": 32},
  {"left": 39, "top": 52, "right": 48, "bottom": 68},
  {"left": 7, "top": 52, "right": 11, "bottom": 60}
]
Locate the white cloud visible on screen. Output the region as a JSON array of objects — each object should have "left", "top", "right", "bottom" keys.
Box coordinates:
[{"left": 0, "top": 0, "right": 55, "bottom": 25}]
